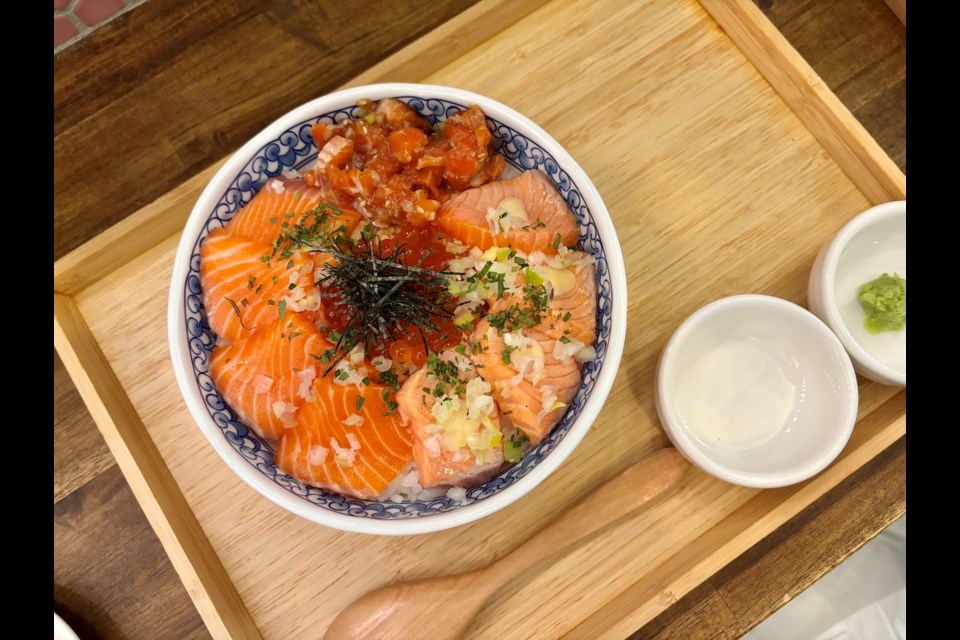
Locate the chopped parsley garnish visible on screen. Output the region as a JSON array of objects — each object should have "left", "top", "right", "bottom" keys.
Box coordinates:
[
  {"left": 355, "top": 396, "right": 366, "bottom": 411},
  {"left": 224, "top": 297, "right": 247, "bottom": 329},
  {"left": 486, "top": 284, "right": 550, "bottom": 335},
  {"left": 382, "top": 388, "right": 398, "bottom": 413},
  {"left": 379, "top": 369, "right": 400, "bottom": 390},
  {"left": 552, "top": 233, "right": 562, "bottom": 250},
  {"left": 559, "top": 336, "right": 571, "bottom": 344},
  {"left": 310, "top": 348, "right": 336, "bottom": 364},
  {"left": 502, "top": 345, "right": 518, "bottom": 364},
  {"left": 268, "top": 201, "right": 344, "bottom": 261},
  {"left": 278, "top": 299, "right": 286, "bottom": 321},
  {"left": 426, "top": 352, "right": 462, "bottom": 389}
]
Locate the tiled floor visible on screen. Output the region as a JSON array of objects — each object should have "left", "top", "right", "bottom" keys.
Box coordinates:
[{"left": 54, "top": 0, "right": 147, "bottom": 51}]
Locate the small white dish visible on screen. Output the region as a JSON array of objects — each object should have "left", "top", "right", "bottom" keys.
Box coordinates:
[
  {"left": 808, "top": 200, "right": 906, "bottom": 386},
  {"left": 656, "top": 295, "right": 859, "bottom": 488},
  {"left": 53, "top": 613, "right": 80, "bottom": 640}
]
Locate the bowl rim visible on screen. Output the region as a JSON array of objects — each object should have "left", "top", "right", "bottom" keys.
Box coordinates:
[
  {"left": 813, "top": 200, "right": 906, "bottom": 386},
  {"left": 166, "top": 82, "right": 627, "bottom": 535},
  {"left": 655, "top": 294, "right": 859, "bottom": 488}
]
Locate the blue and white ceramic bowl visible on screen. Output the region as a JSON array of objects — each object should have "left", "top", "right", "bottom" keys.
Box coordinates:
[{"left": 167, "top": 84, "right": 627, "bottom": 535}]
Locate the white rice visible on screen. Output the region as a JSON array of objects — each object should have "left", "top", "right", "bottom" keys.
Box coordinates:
[
  {"left": 445, "top": 487, "right": 468, "bottom": 502},
  {"left": 378, "top": 463, "right": 447, "bottom": 503}
]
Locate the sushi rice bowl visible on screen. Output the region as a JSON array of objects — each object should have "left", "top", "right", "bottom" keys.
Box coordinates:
[{"left": 168, "top": 84, "right": 626, "bottom": 535}]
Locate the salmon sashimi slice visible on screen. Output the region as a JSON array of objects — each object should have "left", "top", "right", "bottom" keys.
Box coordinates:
[
  {"left": 226, "top": 176, "right": 360, "bottom": 248},
  {"left": 200, "top": 228, "right": 320, "bottom": 343},
  {"left": 470, "top": 317, "right": 581, "bottom": 444},
  {"left": 274, "top": 377, "right": 414, "bottom": 500},
  {"left": 535, "top": 262, "right": 597, "bottom": 345},
  {"left": 436, "top": 169, "right": 579, "bottom": 254},
  {"left": 397, "top": 367, "right": 503, "bottom": 489},
  {"left": 209, "top": 312, "right": 332, "bottom": 441}
]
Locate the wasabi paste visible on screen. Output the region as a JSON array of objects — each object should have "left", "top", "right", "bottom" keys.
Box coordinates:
[{"left": 857, "top": 273, "right": 906, "bottom": 335}]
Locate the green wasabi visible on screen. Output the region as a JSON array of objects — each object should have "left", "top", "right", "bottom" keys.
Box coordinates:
[{"left": 857, "top": 273, "right": 906, "bottom": 335}]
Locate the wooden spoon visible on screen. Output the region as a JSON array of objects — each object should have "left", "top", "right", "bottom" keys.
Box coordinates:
[{"left": 324, "top": 447, "right": 690, "bottom": 640}]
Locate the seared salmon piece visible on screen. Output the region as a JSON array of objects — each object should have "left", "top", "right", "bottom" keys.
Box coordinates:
[
  {"left": 537, "top": 263, "right": 597, "bottom": 345},
  {"left": 274, "top": 377, "right": 414, "bottom": 500},
  {"left": 437, "top": 170, "right": 579, "bottom": 254},
  {"left": 200, "top": 228, "right": 316, "bottom": 343},
  {"left": 227, "top": 176, "right": 360, "bottom": 248},
  {"left": 470, "top": 317, "right": 580, "bottom": 444},
  {"left": 208, "top": 312, "right": 331, "bottom": 441},
  {"left": 397, "top": 368, "right": 503, "bottom": 489}
]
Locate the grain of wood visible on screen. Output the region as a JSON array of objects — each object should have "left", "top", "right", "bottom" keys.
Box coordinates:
[
  {"left": 54, "top": 294, "right": 261, "bottom": 640},
  {"left": 635, "top": 434, "right": 905, "bottom": 639},
  {"left": 54, "top": 352, "right": 114, "bottom": 502},
  {"left": 883, "top": 0, "right": 906, "bottom": 24},
  {"left": 54, "top": 465, "right": 212, "bottom": 640},
  {"left": 324, "top": 450, "right": 689, "bottom": 640},
  {"left": 701, "top": 0, "right": 905, "bottom": 204},
  {"left": 52, "top": 0, "right": 484, "bottom": 261},
  {"left": 756, "top": 0, "right": 906, "bottom": 173},
  {"left": 348, "top": 0, "right": 552, "bottom": 87},
  {"left": 54, "top": 162, "right": 222, "bottom": 296},
  {"left": 714, "top": 435, "right": 906, "bottom": 634},
  {"left": 563, "top": 392, "right": 904, "bottom": 640},
  {"left": 57, "top": 0, "right": 906, "bottom": 637},
  {"left": 628, "top": 582, "right": 740, "bottom": 640}
]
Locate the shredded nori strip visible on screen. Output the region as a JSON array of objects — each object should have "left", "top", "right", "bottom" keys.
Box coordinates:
[{"left": 316, "top": 239, "right": 458, "bottom": 376}]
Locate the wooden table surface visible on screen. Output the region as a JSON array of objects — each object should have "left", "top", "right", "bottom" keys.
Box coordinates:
[{"left": 53, "top": 1, "right": 905, "bottom": 637}]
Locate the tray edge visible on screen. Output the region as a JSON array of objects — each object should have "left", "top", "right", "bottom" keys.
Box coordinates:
[
  {"left": 54, "top": 293, "right": 263, "bottom": 640},
  {"left": 699, "top": 0, "right": 906, "bottom": 204}
]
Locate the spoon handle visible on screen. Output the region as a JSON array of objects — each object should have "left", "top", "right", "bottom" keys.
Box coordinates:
[{"left": 486, "top": 448, "right": 689, "bottom": 584}]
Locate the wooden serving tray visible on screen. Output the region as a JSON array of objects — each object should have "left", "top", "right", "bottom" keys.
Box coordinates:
[{"left": 53, "top": 0, "right": 906, "bottom": 638}]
